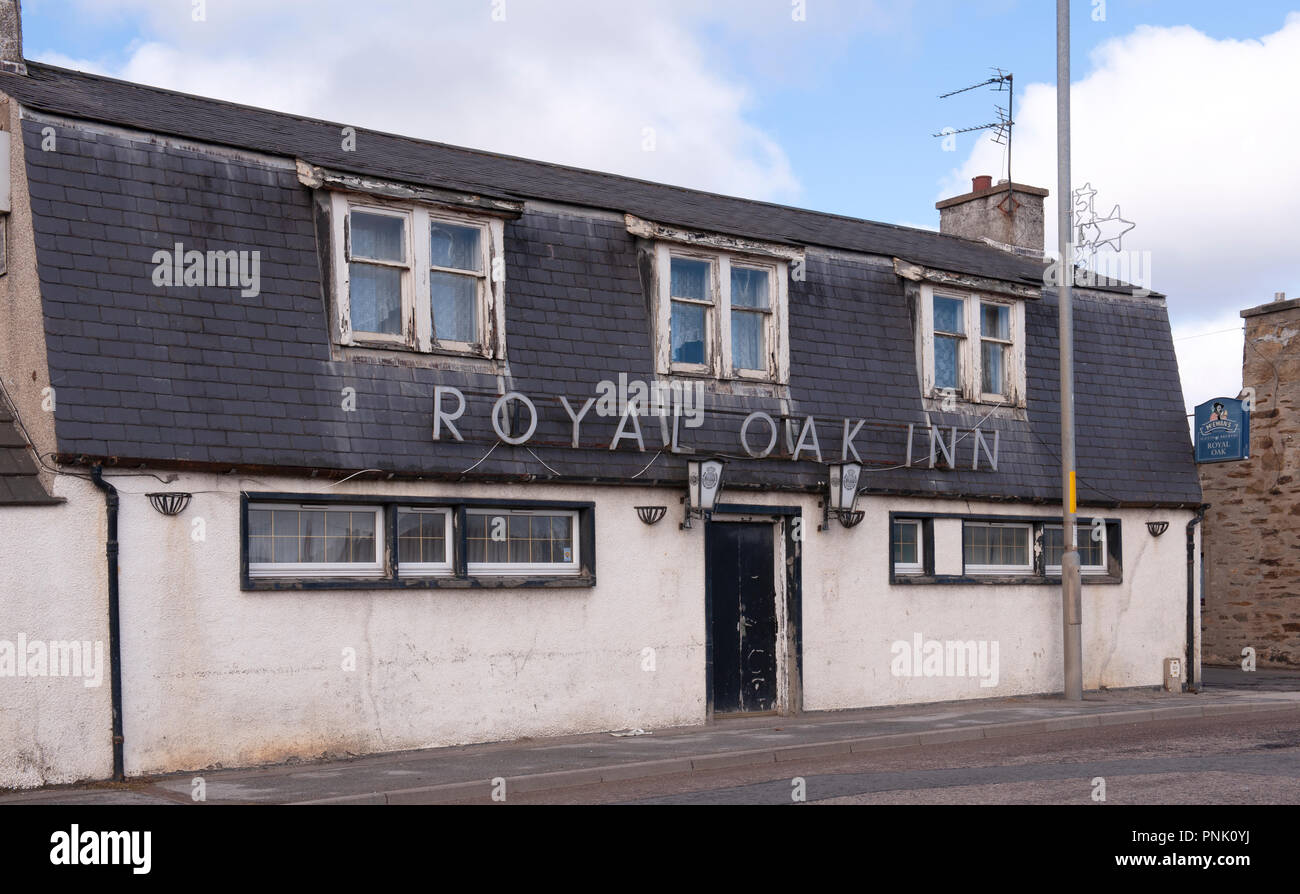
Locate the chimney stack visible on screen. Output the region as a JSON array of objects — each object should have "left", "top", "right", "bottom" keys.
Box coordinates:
[
  {"left": 0, "top": 1, "right": 23, "bottom": 76},
  {"left": 936, "top": 175, "right": 1049, "bottom": 256}
]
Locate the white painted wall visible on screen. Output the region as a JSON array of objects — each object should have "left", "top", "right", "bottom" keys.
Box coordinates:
[
  {"left": 112, "top": 473, "right": 706, "bottom": 776},
  {"left": 2, "top": 469, "right": 1197, "bottom": 782},
  {"left": 0, "top": 475, "right": 112, "bottom": 788},
  {"left": 801, "top": 495, "right": 1196, "bottom": 709}
]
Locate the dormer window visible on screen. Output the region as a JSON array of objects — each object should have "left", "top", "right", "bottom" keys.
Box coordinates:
[
  {"left": 661, "top": 249, "right": 784, "bottom": 381},
  {"left": 327, "top": 192, "right": 506, "bottom": 359},
  {"left": 919, "top": 284, "right": 1025, "bottom": 407},
  {"left": 626, "top": 214, "right": 796, "bottom": 386}
]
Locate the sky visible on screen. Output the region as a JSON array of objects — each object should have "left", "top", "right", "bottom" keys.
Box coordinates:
[{"left": 21, "top": 0, "right": 1300, "bottom": 416}]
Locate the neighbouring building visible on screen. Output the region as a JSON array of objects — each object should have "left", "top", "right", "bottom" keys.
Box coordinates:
[
  {"left": 1200, "top": 293, "right": 1300, "bottom": 668},
  {"left": 0, "top": 6, "right": 1202, "bottom": 788}
]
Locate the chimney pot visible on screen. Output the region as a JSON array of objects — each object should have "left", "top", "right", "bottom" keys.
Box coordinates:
[
  {"left": 972, "top": 175, "right": 993, "bottom": 192},
  {"left": 1276, "top": 292, "right": 1287, "bottom": 302}
]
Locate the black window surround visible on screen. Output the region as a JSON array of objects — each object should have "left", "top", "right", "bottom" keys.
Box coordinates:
[
  {"left": 240, "top": 492, "right": 595, "bottom": 591},
  {"left": 888, "top": 511, "right": 1123, "bottom": 586}
]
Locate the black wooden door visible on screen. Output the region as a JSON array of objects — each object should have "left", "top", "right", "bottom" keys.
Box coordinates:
[{"left": 707, "top": 522, "right": 777, "bottom": 714}]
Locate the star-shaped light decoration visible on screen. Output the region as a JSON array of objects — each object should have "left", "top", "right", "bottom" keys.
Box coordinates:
[
  {"left": 1072, "top": 183, "right": 1135, "bottom": 259},
  {"left": 1072, "top": 182, "right": 1097, "bottom": 219},
  {"left": 1083, "top": 204, "right": 1136, "bottom": 253}
]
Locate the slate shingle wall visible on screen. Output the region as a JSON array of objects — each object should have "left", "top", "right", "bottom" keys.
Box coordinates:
[{"left": 22, "top": 118, "right": 1202, "bottom": 505}]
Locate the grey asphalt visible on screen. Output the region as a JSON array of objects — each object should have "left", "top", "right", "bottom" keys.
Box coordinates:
[{"left": 3, "top": 668, "right": 1298, "bottom": 805}]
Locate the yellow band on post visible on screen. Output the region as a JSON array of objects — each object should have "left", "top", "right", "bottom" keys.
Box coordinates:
[{"left": 1068, "top": 471, "right": 1077, "bottom": 514}]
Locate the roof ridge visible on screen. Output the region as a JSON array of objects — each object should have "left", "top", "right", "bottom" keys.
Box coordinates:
[{"left": 15, "top": 60, "right": 1023, "bottom": 257}]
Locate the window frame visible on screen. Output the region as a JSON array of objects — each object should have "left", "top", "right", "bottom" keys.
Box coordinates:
[
  {"left": 667, "top": 251, "right": 718, "bottom": 375},
  {"left": 887, "top": 511, "right": 1124, "bottom": 586},
  {"left": 247, "top": 503, "right": 386, "bottom": 580},
  {"left": 919, "top": 284, "right": 1026, "bottom": 407},
  {"left": 653, "top": 242, "right": 789, "bottom": 384},
  {"left": 343, "top": 204, "right": 414, "bottom": 347},
  {"left": 1044, "top": 522, "right": 1110, "bottom": 576},
  {"left": 465, "top": 508, "right": 582, "bottom": 576},
  {"left": 241, "top": 494, "right": 594, "bottom": 590},
  {"left": 891, "top": 518, "right": 925, "bottom": 575},
  {"left": 978, "top": 299, "right": 1014, "bottom": 401},
  {"left": 725, "top": 258, "right": 779, "bottom": 380},
  {"left": 962, "top": 520, "right": 1034, "bottom": 575},
  {"left": 395, "top": 507, "right": 454, "bottom": 578},
  {"left": 329, "top": 192, "right": 506, "bottom": 360},
  {"left": 426, "top": 211, "right": 492, "bottom": 354}
]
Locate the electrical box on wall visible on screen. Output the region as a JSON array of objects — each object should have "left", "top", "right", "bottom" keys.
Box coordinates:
[{"left": 1163, "top": 657, "right": 1183, "bottom": 692}]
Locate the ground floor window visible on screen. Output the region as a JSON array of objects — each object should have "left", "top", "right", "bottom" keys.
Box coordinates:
[
  {"left": 465, "top": 509, "right": 578, "bottom": 574},
  {"left": 889, "top": 513, "right": 1122, "bottom": 584},
  {"left": 1043, "top": 523, "right": 1108, "bottom": 574},
  {"left": 243, "top": 494, "right": 593, "bottom": 590},
  {"left": 248, "top": 505, "right": 384, "bottom": 578},
  {"left": 891, "top": 519, "right": 924, "bottom": 574},
  {"left": 963, "top": 521, "right": 1032, "bottom": 574},
  {"left": 396, "top": 508, "right": 453, "bottom": 575}
]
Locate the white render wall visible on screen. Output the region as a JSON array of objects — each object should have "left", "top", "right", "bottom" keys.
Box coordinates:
[
  {"left": 113, "top": 474, "right": 707, "bottom": 777},
  {"left": 3, "top": 469, "right": 1196, "bottom": 782},
  {"left": 800, "top": 496, "right": 1195, "bottom": 710},
  {"left": 0, "top": 475, "right": 113, "bottom": 789}
]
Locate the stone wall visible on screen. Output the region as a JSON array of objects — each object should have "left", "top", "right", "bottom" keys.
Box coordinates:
[{"left": 1200, "top": 297, "right": 1300, "bottom": 667}]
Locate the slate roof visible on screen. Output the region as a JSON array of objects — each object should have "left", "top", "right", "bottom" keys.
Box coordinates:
[
  {"left": 2, "top": 62, "right": 1070, "bottom": 289},
  {"left": 2, "top": 63, "right": 1202, "bottom": 507},
  {"left": 0, "top": 392, "right": 58, "bottom": 505}
]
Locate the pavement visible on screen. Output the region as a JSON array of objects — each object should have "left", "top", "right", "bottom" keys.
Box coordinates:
[
  {"left": 1200, "top": 665, "right": 1300, "bottom": 691},
  {"left": 4, "top": 667, "right": 1298, "bottom": 805}
]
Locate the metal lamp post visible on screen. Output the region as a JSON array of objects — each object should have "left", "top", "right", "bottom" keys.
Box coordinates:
[{"left": 1058, "top": 0, "right": 1084, "bottom": 700}]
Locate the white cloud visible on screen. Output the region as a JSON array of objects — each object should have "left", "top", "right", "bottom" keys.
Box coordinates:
[
  {"left": 36, "top": 0, "right": 813, "bottom": 202},
  {"left": 941, "top": 15, "right": 1300, "bottom": 413},
  {"left": 1172, "top": 313, "right": 1244, "bottom": 417}
]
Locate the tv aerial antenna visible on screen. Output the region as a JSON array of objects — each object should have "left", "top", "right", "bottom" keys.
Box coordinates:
[{"left": 933, "top": 68, "right": 1016, "bottom": 202}]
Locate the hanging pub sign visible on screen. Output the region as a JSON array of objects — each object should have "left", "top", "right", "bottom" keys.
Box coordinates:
[{"left": 1194, "top": 397, "right": 1250, "bottom": 463}]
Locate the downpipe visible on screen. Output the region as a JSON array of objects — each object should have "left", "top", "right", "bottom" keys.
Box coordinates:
[
  {"left": 1185, "top": 505, "right": 1208, "bottom": 693},
  {"left": 90, "top": 465, "right": 125, "bottom": 782}
]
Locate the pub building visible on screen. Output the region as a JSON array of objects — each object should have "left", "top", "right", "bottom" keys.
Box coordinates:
[{"left": 0, "top": 54, "right": 1203, "bottom": 785}]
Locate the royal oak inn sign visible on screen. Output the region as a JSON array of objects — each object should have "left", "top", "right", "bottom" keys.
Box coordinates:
[
  {"left": 429, "top": 381, "right": 1002, "bottom": 470},
  {"left": 1194, "top": 397, "right": 1250, "bottom": 464}
]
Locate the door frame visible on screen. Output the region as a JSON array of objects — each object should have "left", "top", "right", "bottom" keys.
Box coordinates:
[{"left": 703, "top": 503, "right": 803, "bottom": 720}]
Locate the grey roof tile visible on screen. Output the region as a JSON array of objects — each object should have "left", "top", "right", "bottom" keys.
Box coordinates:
[{"left": 11, "top": 69, "right": 1200, "bottom": 506}]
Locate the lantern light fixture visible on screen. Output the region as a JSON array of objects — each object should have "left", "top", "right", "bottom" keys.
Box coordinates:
[
  {"left": 821, "top": 461, "right": 863, "bottom": 531},
  {"left": 681, "top": 457, "right": 727, "bottom": 529}
]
